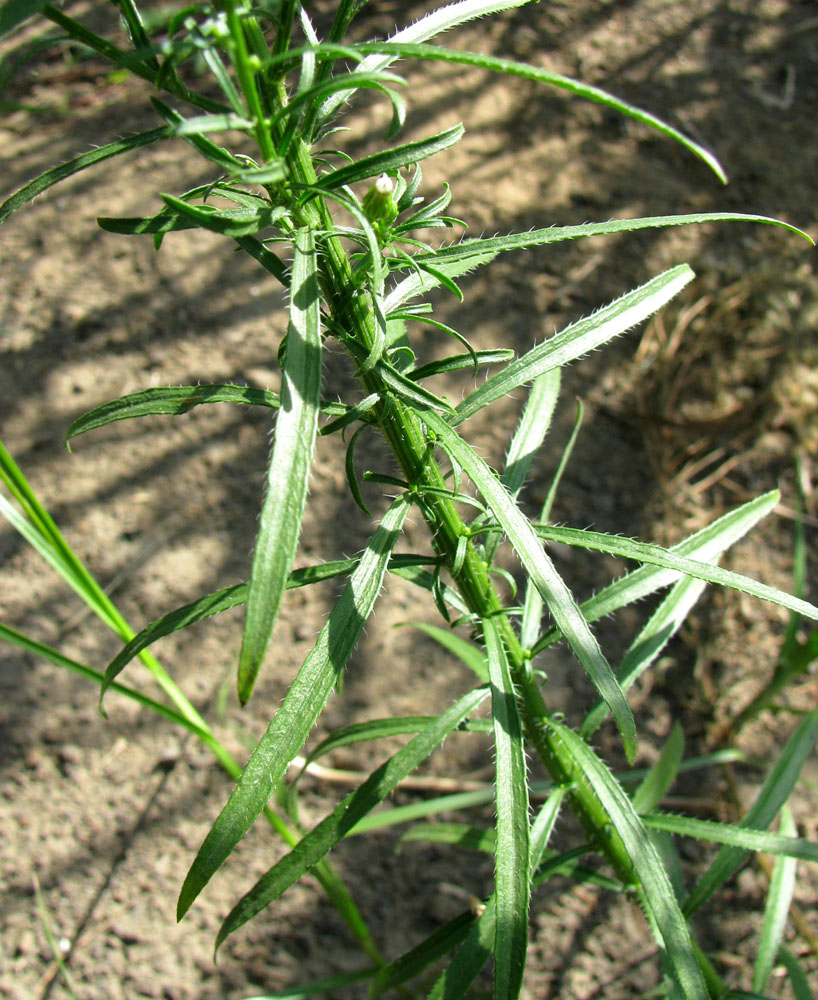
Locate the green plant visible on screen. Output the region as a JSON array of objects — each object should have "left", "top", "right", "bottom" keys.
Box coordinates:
[{"left": 1, "top": 1, "right": 817, "bottom": 997}]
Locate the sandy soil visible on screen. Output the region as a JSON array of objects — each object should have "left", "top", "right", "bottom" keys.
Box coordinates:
[{"left": 2, "top": 1, "right": 818, "bottom": 998}]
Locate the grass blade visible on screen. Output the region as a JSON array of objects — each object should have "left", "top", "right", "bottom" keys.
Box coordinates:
[
  {"left": 484, "top": 617, "right": 530, "bottom": 1000},
  {"left": 545, "top": 717, "right": 707, "bottom": 999},
  {"left": 777, "top": 945, "right": 813, "bottom": 1000},
  {"left": 238, "top": 227, "right": 322, "bottom": 704},
  {"left": 400, "top": 622, "right": 489, "bottom": 682},
  {"left": 422, "top": 410, "right": 637, "bottom": 763},
  {"left": 454, "top": 265, "right": 694, "bottom": 423},
  {"left": 0, "top": 0, "right": 50, "bottom": 36},
  {"left": 632, "top": 722, "right": 684, "bottom": 815},
  {"left": 683, "top": 709, "right": 818, "bottom": 916},
  {"left": 215, "top": 686, "right": 489, "bottom": 949},
  {"left": 177, "top": 496, "right": 411, "bottom": 920},
  {"left": 753, "top": 805, "right": 797, "bottom": 993}
]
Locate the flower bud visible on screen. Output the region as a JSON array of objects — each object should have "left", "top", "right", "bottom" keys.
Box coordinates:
[{"left": 362, "top": 173, "right": 398, "bottom": 228}]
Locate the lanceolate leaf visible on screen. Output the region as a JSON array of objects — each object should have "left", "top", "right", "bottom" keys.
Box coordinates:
[
  {"left": 535, "top": 524, "right": 818, "bottom": 622},
  {"left": 545, "top": 717, "right": 708, "bottom": 999},
  {"left": 454, "top": 265, "right": 694, "bottom": 423},
  {"left": 401, "top": 621, "right": 489, "bottom": 682},
  {"left": 683, "top": 709, "right": 818, "bottom": 916},
  {"left": 177, "top": 496, "right": 411, "bottom": 920},
  {"left": 632, "top": 722, "right": 684, "bottom": 815},
  {"left": 355, "top": 42, "right": 725, "bottom": 181},
  {"left": 642, "top": 811, "right": 818, "bottom": 862},
  {"left": 422, "top": 410, "right": 637, "bottom": 763},
  {"left": 0, "top": 127, "right": 172, "bottom": 224},
  {"left": 238, "top": 227, "right": 322, "bottom": 705},
  {"left": 317, "top": 123, "right": 464, "bottom": 190},
  {"left": 215, "top": 685, "right": 489, "bottom": 950},
  {"left": 533, "top": 491, "right": 781, "bottom": 657},
  {"left": 484, "top": 617, "right": 530, "bottom": 1000}
]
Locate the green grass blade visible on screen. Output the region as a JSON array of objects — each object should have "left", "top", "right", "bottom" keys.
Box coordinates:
[
  {"left": 0, "top": 126, "right": 172, "bottom": 224},
  {"left": 399, "top": 821, "right": 495, "bottom": 853},
  {"left": 215, "top": 686, "right": 489, "bottom": 950},
  {"left": 545, "top": 717, "right": 708, "bottom": 999},
  {"left": 400, "top": 622, "right": 489, "bottom": 682},
  {"left": 777, "top": 945, "right": 813, "bottom": 1000},
  {"left": 536, "top": 491, "right": 779, "bottom": 656},
  {"left": 536, "top": 524, "right": 818, "bottom": 622},
  {"left": 632, "top": 722, "right": 684, "bottom": 815},
  {"left": 370, "top": 911, "right": 478, "bottom": 997},
  {"left": 177, "top": 497, "right": 411, "bottom": 920},
  {"left": 683, "top": 709, "right": 818, "bottom": 916},
  {"left": 454, "top": 266, "right": 694, "bottom": 424},
  {"left": 238, "top": 227, "right": 322, "bottom": 705},
  {"left": 426, "top": 896, "right": 497, "bottom": 1000},
  {"left": 318, "top": 124, "right": 464, "bottom": 190},
  {"left": 642, "top": 811, "right": 818, "bottom": 862},
  {"left": 241, "top": 966, "right": 378, "bottom": 999},
  {"left": 755, "top": 805, "right": 798, "bottom": 993},
  {"left": 422, "top": 410, "right": 637, "bottom": 763},
  {"left": 484, "top": 617, "right": 530, "bottom": 1000}
]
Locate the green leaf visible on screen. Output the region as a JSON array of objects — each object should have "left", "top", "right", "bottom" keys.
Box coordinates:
[
  {"left": 160, "top": 193, "right": 281, "bottom": 237},
  {"left": 535, "top": 524, "right": 818, "bottom": 623},
  {"left": 537, "top": 491, "right": 779, "bottom": 658},
  {"left": 545, "top": 717, "right": 708, "bottom": 999},
  {"left": 400, "top": 622, "right": 489, "bottom": 682},
  {"left": 385, "top": 246, "right": 498, "bottom": 311},
  {"left": 684, "top": 709, "right": 818, "bottom": 915},
  {"left": 502, "top": 369, "right": 561, "bottom": 499},
  {"left": 177, "top": 496, "right": 411, "bottom": 920},
  {"left": 777, "top": 945, "right": 813, "bottom": 1000},
  {"left": 484, "top": 617, "right": 530, "bottom": 1000},
  {"left": 239, "top": 966, "right": 378, "bottom": 999},
  {"left": 318, "top": 124, "right": 464, "bottom": 190},
  {"left": 238, "top": 227, "right": 322, "bottom": 705},
  {"left": 399, "top": 821, "right": 496, "bottom": 853},
  {"left": 632, "top": 722, "right": 684, "bottom": 815},
  {"left": 0, "top": 126, "right": 172, "bottom": 224},
  {"left": 66, "top": 384, "right": 285, "bottom": 445},
  {"left": 0, "top": 0, "right": 50, "bottom": 37},
  {"left": 215, "top": 685, "right": 489, "bottom": 950},
  {"left": 421, "top": 410, "right": 637, "bottom": 763},
  {"left": 409, "top": 348, "right": 514, "bottom": 383},
  {"left": 316, "top": 0, "right": 532, "bottom": 126},
  {"left": 642, "top": 810, "right": 818, "bottom": 862},
  {"left": 415, "top": 215, "right": 813, "bottom": 274},
  {"left": 755, "top": 806, "right": 798, "bottom": 994},
  {"left": 355, "top": 42, "right": 726, "bottom": 182},
  {"left": 455, "top": 266, "right": 694, "bottom": 423}
]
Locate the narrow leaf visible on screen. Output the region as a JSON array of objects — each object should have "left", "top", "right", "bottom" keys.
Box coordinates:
[
  {"left": 683, "top": 709, "right": 818, "bottom": 916},
  {"left": 401, "top": 622, "right": 489, "bottom": 682},
  {"left": 238, "top": 228, "right": 322, "bottom": 704},
  {"left": 422, "top": 410, "right": 637, "bottom": 762},
  {"left": 177, "top": 497, "right": 411, "bottom": 920},
  {"left": 753, "top": 805, "right": 792, "bottom": 993},
  {"left": 632, "top": 722, "right": 684, "bottom": 815},
  {"left": 455, "top": 266, "right": 694, "bottom": 423},
  {"left": 484, "top": 617, "right": 530, "bottom": 1000},
  {"left": 642, "top": 812, "right": 818, "bottom": 863},
  {"left": 535, "top": 491, "right": 779, "bottom": 657},
  {"left": 545, "top": 717, "right": 708, "bottom": 999},
  {"left": 0, "top": 0, "right": 50, "bottom": 37},
  {"left": 318, "top": 124, "right": 464, "bottom": 190},
  {"left": 0, "top": 127, "right": 172, "bottom": 224},
  {"left": 215, "top": 686, "right": 489, "bottom": 949},
  {"left": 502, "top": 369, "right": 561, "bottom": 498}
]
